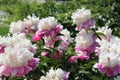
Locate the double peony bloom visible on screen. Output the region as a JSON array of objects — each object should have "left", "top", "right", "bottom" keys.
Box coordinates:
[
  {"left": 0, "top": 33, "right": 39, "bottom": 77},
  {"left": 40, "top": 68, "right": 69, "bottom": 80}
]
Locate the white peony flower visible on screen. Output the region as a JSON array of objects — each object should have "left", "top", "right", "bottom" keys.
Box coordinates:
[
  {"left": 24, "top": 14, "right": 39, "bottom": 29},
  {"left": 96, "top": 36, "right": 120, "bottom": 68},
  {"left": 39, "top": 76, "right": 47, "bottom": 80},
  {"left": 0, "top": 45, "right": 33, "bottom": 67},
  {"left": 9, "top": 20, "right": 25, "bottom": 34},
  {"left": 0, "top": 36, "right": 7, "bottom": 46},
  {"left": 40, "top": 67, "right": 69, "bottom": 80},
  {"left": 38, "top": 17, "right": 58, "bottom": 31},
  {"left": 71, "top": 8, "right": 91, "bottom": 25},
  {"left": 99, "top": 52, "right": 119, "bottom": 67},
  {"left": 96, "top": 36, "right": 120, "bottom": 55},
  {"left": 75, "top": 29, "right": 94, "bottom": 49}
]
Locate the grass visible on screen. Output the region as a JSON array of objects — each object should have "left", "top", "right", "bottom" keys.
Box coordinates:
[{"left": 0, "top": 27, "right": 9, "bottom": 36}]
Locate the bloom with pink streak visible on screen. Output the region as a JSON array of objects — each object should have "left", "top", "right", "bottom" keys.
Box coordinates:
[
  {"left": 0, "top": 58, "right": 39, "bottom": 77},
  {"left": 94, "top": 49, "right": 120, "bottom": 77},
  {"left": 75, "top": 29, "right": 98, "bottom": 57},
  {"left": 71, "top": 8, "right": 94, "bottom": 31},
  {"left": 0, "top": 45, "right": 39, "bottom": 77},
  {"left": 37, "top": 25, "right": 63, "bottom": 38}
]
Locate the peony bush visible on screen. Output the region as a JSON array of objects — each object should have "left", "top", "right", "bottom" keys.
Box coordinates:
[{"left": 0, "top": 7, "right": 120, "bottom": 80}]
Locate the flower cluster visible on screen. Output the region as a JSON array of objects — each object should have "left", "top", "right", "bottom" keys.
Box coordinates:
[
  {"left": 0, "top": 33, "right": 39, "bottom": 77},
  {"left": 32, "top": 17, "right": 72, "bottom": 59},
  {"left": 9, "top": 15, "right": 72, "bottom": 59},
  {"left": 70, "top": 8, "right": 98, "bottom": 62},
  {"left": 40, "top": 67, "right": 69, "bottom": 80},
  {"left": 1, "top": 7, "right": 120, "bottom": 79}
]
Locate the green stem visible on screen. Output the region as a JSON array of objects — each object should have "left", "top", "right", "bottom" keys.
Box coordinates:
[{"left": 8, "top": 75, "right": 13, "bottom": 80}]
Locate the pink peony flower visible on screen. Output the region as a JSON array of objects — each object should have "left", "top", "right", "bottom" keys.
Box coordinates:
[
  {"left": 0, "top": 34, "right": 39, "bottom": 77},
  {"left": 69, "top": 56, "right": 78, "bottom": 63}
]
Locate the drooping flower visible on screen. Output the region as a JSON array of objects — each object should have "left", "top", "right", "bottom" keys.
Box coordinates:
[
  {"left": 71, "top": 8, "right": 95, "bottom": 31},
  {"left": 39, "top": 67, "right": 69, "bottom": 80}
]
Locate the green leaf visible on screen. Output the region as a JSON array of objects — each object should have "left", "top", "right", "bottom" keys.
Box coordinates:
[{"left": 54, "top": 40, "right": 62, "bottom": 47}]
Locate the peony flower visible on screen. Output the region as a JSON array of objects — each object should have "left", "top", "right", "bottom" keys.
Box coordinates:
[
  {"left": 94, "top": 53, "right": 120, "bottom": 77},
  {"left": 94, "top": 36, "right": 120, "bottom": 77},
  {"left": 71, "top": 8, "right": 94, "bottom": 31},
  {"left": 23, "top": 14, "right": 39, "bottom": 32},
  {"left": 0, "top": 33, "right": 37, "bottom": 54},
  {"left": 9, "top": 20, "right": 25, "bottom": 34},
  {"left": 38, "top": 17, "right": 58, "bottom": 31},
  {"left": 72, "top": 29, "right": 98, "bottom": 61},
  {"left": 0, "top": 33, "right": 39, "bottom": 77},
  {"left": 9, "top": 14, "right": 39, "bottom": 35},
  {"left": 39, "top": 67, "right": 69, "bottom": 80},
  {"left": 0, "top": 45, "right": 39, "bottom": 77},
  {"left": 75, "top": 29, "right": 97, "bottom": 52},
  {"left": 72, "top": 8, "right": 91, "bottom": 25}
]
